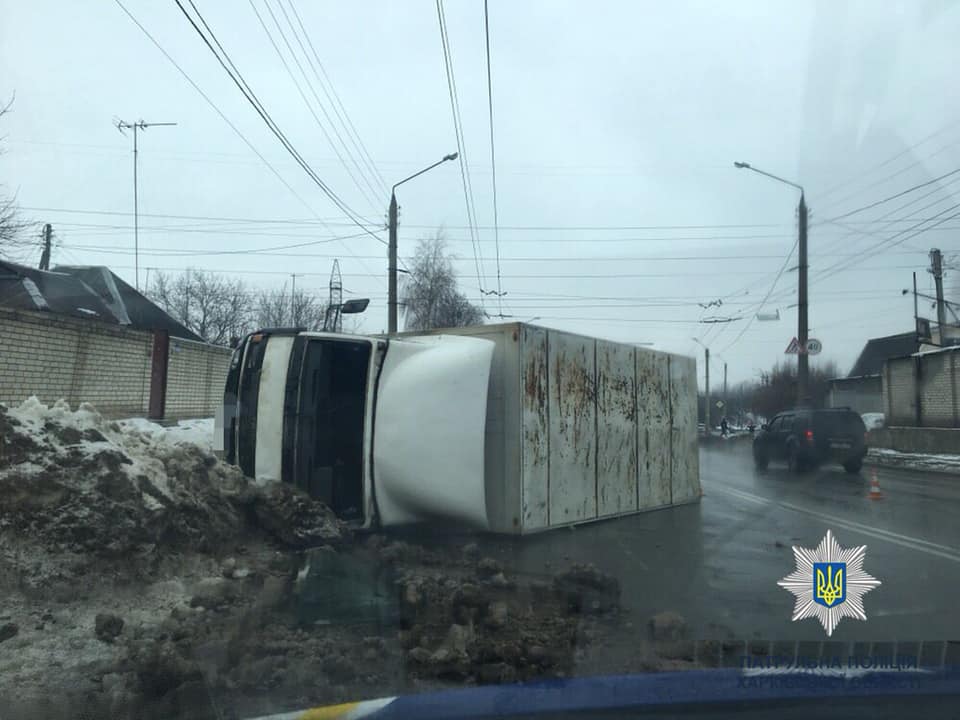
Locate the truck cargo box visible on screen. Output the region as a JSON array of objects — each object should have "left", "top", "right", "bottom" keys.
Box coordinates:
[{"left": 396, "top": 323, "right": 700, "bottom": 533}]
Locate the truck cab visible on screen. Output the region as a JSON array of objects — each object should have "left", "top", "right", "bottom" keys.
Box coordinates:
[{"left": 219, "top": 328, "right": 494, "bottom": 530}]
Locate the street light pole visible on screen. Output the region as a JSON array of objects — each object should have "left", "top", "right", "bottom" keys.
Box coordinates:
[
  {"left": 387, "top": 153, "right": 458, "bottom": 333},
  {"left": 735, "top": 161, "right": 809, "bottom": 405}
]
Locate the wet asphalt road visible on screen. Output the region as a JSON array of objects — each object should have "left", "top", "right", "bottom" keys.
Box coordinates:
[{"left": 482, "top": 439, "right": 960, "bottom": 643}]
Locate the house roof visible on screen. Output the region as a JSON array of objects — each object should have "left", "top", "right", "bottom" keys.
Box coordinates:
[
  {"left": 0, "top": 261, "right": 116, "bottom": 320},
  {"left": 0, "top": 261, "right": 203, "bottom": 342},
  {"left": 54, "top": 266, "right": 203, "bottom": 342},
  {"left": 848, "top": 331, "right": 920, "bottom": 377}
]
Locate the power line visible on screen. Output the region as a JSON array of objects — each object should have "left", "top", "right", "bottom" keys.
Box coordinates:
[
  {"left": 33, "top": 204, "right": 958, "bottom": 231},
  {"left": 62, "top": 231, "right": 372, "bottom": 257},
  {"left": 730, "top": 175, "right": 960, "bottom": 312},
  {"left": 436, "top": 0, "right": 486, "bottom": 305},
  {"left": 718, "top": 236, "right": 799, "bottom": 354},
  {"left": 173, "top": 0, "right": 383, "bottom": 247},
  {"left": 112, "top": 0, "right": 385, "bottom": 288},
  {"left": 483, "top": 0, "right": 504, "bottom": 312},
  {"left": 824, "top": 166, "right": 960, "bottom": 223},
  {"left": 773, "top": 195, "right": 960, "bottom": 302},
  {"left": 58, "top": 246, "right": 919, "bottom": 261},
  {"left": 283, "top": 0, "right": 388, "bottom": 196},
  {"left": 815, "top": 134, "right": 960, "bottom": 212},
  {"left": 251, "top": 0, "right": 382, "bottom": 210},
  {"left": 812, "top": 117, "right": 960, "bottom": 203}
]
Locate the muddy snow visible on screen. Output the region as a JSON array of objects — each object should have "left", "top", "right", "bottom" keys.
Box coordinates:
[{"left": 0, "top": 398, "right": 726, "bottom": 720}]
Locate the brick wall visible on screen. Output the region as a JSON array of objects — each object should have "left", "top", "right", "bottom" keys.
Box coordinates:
[
  {"left": 0, "top": 306, "right": 229, "bottom": 419},
  {"left": 883, "top": 348, "right": 960, "bottom": 428},
  {"left": 920, "top": 351, "right": 958, "bottom": 427},
  {"left": 166, "top": 337, "right": 231, "bottom": 418},
  {"left": 884, "top": 356, "right": 916, "bottom": 426}
]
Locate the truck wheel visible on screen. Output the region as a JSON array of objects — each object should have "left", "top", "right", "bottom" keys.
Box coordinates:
[{"left": 844, "top": 459, "right": 863, "bottom": 474}]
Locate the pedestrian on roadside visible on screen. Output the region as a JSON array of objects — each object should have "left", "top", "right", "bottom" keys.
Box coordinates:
[{"left": 720, "top": 417, "right": 729, "bottom": 437}]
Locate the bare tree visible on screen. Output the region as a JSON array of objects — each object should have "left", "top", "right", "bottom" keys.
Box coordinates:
[
  {"left": 255, "top": 283, "right": 328, "bottom": 330},
  {"left": 741, "top": 359, "right": 842, "bottom": 420},
  {"left": 1, "top": 94, "right": 33, "bottom": 260},
  {"left": 401, "top": 235, "right": 484, "bottom": 330},
  {"left": 148, "top": 269, "right": 253, "bottom": 345}
]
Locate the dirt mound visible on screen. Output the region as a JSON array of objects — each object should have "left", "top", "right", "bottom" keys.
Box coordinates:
[
  {"left": 0, "top": 398, "right": 345, "bottom": 562},
  {"left": 0, "top": 398, "right": 640, "bottom": 720}
]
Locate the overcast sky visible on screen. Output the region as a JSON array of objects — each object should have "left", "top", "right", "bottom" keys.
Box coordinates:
[{"left": 2, "top": 0, "right": 959, "bottom": 385}]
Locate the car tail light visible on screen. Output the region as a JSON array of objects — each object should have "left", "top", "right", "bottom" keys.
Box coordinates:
[{"left": 804, "top": 429, "right": 814, "bottom": 441}]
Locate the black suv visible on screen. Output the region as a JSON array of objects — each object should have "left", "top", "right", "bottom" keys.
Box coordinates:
[{"left": 753, "top": 408, "right": 867, "bottom": 473}]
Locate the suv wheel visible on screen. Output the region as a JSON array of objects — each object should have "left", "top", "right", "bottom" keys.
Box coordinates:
[{"left": 844, "top": 459, "right": 863, "bottom": 474}]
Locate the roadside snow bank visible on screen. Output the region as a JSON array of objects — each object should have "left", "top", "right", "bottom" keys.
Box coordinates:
[
  {"left": 867, "top": 447, "right": 960, "bottom": 475},
  {"left": 0, "top": 397, "right": 345, "bottom": 561}
]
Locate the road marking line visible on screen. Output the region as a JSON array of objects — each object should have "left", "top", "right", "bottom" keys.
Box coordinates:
[{"left": 713, "top": 485, "right": 960, "bottom": 564}]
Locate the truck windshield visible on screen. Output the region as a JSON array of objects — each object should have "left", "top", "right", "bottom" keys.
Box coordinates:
[{"left": 292, "top": 338, "right": 371, "bottom": 521}]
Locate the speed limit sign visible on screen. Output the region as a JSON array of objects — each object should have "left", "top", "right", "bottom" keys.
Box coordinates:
[{"left": 805, "top": 338, "right": 822, "bottom": 355}]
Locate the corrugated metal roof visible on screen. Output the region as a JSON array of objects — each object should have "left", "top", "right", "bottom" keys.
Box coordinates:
[
  {"left": 0, "top": 261, "right": 204, "bottom": 342},
  {"left": 848, "top": 331, "right": 920, "bottom": 377}
]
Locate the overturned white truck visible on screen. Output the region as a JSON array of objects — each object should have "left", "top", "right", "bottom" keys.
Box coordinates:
[{"left": 219, "top": 323, "right": 700, "bottom": 534}]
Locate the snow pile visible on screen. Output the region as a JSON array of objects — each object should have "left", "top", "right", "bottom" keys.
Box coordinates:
[
  {"left": 862, "top": 413, "right": 885, "bottom": 430},
  {"left": 0, "top": 397, "right": 344, "bottom": 561},
  {"left": 117, "top": 417, "right": 215, "bottom": 451},
  {"left": 868, "top": 447, "right": 960, "bottom": 474}
]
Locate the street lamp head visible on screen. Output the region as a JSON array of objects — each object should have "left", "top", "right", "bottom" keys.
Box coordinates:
[
  {"left": 734, "top": 161, "right": 751, "bottom": 169},
  {"left": 443, "top": 152, "right": 459, "bottom": 162},
  {"left": 341, "top": 298, "right": 370, "bottom": 314}
]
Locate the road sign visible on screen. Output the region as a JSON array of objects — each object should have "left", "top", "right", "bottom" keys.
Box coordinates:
[
  {"left": 785, "top": 337, "right": 800, "bottom": 354},
  {"left": 805, "top": 338, "right": 822, "bottom": 355},
  {"left": 716, "top": 401, "right": 724, "bottom": 409}
]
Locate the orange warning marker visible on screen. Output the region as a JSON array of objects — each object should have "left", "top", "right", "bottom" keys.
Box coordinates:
[{"left": 868, "top": 469, "right": 883, "bottom": 500}]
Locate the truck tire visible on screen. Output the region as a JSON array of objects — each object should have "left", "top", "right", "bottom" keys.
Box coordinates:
[{"left": 844, "top": 459, "right": 863, "bottom": 474}]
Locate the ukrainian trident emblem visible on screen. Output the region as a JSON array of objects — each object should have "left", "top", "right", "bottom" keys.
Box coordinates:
[
  {"left": 778, "top": 530, "right": 880, "bottom": 636},
  {"left": 813, "top": 563, "right": 845, "bottom": 607}
]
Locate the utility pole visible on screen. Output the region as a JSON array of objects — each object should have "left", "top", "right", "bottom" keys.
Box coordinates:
[
  {"left": 705, "top": 347, "right": 711, "bottom": 434},
  {"left": 692, "top": 337, "right": 711, "bottom": 433},
  {"left": 388, "top": 192, "right": 399, "bottom": 333},
  {"left": 326, "top": 260, "right": 343, "bottom": 332},
  {"left": 723, "top": 361, "right": 728, "bottom": 420},
  {"left": 290, "top": 273, "right": 301, "bottom": 326},
  {"left": 115, "top": 119, "right": 176, "bottom": 291},
  {"left": 913, "top": 271, "right": 920, "bottom": 340},
  {"left": 797, "top": 193, "right": 809, "bottom": 405},
  {"left": 930, "top": 248, "right": 947, "bottom": 341},
  {"left": 39, "top": 224, "right": 52, "bottom": 270}
]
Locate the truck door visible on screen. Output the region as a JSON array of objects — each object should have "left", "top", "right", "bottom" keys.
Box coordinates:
[{"left": 372, "top": 335, "right": 494, "bottom": 529}]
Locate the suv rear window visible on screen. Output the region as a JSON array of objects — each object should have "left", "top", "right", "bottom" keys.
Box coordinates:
[{"left": 813, "top": 410, "right": 866, "bottom": 436}]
